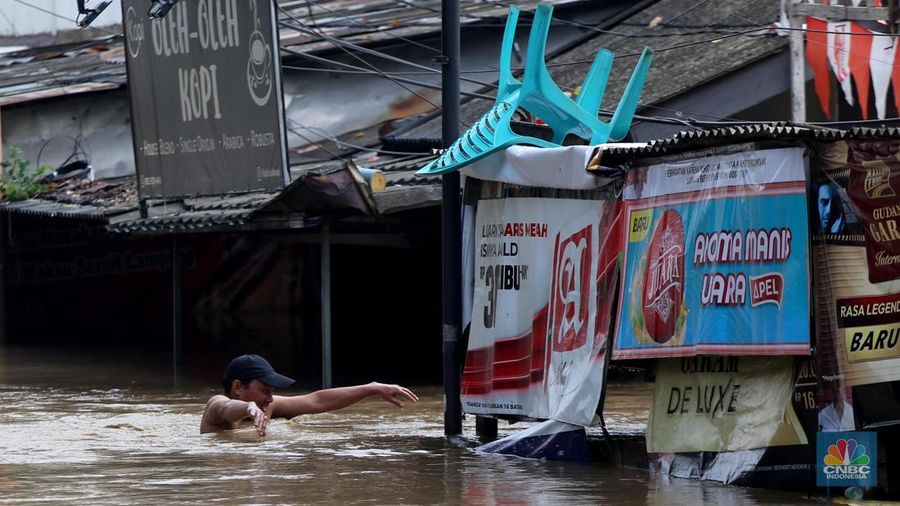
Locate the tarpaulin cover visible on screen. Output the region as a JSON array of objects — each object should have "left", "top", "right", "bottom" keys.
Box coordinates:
[
  {"left": 613, "top": 147, "right": 811, "bottom": 359},
  {"left": 475, "top": 419, "right": 592, "bottom": 462}
]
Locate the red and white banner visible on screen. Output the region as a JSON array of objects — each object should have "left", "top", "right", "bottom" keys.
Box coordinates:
[
  {"left": 462, "top": 196, "right": 621, "bottom": 426},
  {"left": 805, "top": 16, "right": 898, "bottom": 119}
]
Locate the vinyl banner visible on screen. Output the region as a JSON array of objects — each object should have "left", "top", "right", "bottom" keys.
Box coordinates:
[
  {"left": 813, "top": 140, "right": 900, "bottom": 390},
  {"left": 647, "top": 356, "right": 806, "bottom": 453},
  {"left": 613, "top": 148, "right": 811, "bottom": 359},
  {"left": 462, "top": 196, "right": 620, "bottom": 426}
]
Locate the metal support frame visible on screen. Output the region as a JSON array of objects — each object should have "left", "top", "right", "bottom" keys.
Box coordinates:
[
  {"left": 441, "top": 0, "right": 463, "bottom": 437},
  {"left": 321, "top": 225, "right": 332, "bottom": 389}
]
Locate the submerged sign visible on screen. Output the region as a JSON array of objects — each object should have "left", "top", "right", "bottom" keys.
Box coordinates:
[
  {"left": 646, "top": 356, "right": 806, "bottom": 453},
  {"left": 123, "top": 0, "right": 288, "bottom": 198},
  {"left": 613, "top": 148, "right": 811, "bottom": 359},
  {"left": 817, "top": 432, "right": 877, "bottom": 487}
]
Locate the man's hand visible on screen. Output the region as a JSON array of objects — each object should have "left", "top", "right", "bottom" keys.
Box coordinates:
[
  {"left": 372, "top": 383, "right": 419, "bottom": 408},
  {"left": 246, "top": 401, "right": 269, "bottom": 437}
]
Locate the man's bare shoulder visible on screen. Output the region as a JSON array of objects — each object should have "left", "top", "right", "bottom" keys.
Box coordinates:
[
  {"left": 205, "top": 394, "right": 229, "bottom": 408},
  {"left": 200, "top": 395, "right": 232, "bottom": 434}
]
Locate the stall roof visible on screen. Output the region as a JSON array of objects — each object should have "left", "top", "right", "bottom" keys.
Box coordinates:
[
  {"left": 592, "top": 124, "right": 900, "bottom": 168},
  {"left": 0, "top": 154, "right": 440, "bottom": 234}
]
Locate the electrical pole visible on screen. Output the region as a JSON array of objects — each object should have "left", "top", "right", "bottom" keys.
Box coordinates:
[{"left": 441, "top": 0, "right": 463, "bottom": 437}]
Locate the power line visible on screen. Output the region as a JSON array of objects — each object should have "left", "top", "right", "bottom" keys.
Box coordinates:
[
  {"left": 289, "top": 121, "right": 432, "bottom": 156},
  {"left": 0, "top": 6, "right": 17, "bottom": 35},
  {"left": 10, "top": 0, "right": 120, "bottom": 37},
  {"left": 277, "top": 17, "right": 502, "bottom": 90},
  {"left": 299, "top": 0, "right": 441, "bottom": 55},
  {"left": 277, "top": 6, "right": 444, "bottom": 114},
  {"left": 287, "top": 127, "right": 340, "bottom": 159},
  {"left": 279, "top": 61, "right": 495, "bottom": 102}
]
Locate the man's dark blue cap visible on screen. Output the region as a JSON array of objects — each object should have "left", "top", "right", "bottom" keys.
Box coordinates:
[{"left": 224, "top": 354, "right": 295, "bottom": 388}]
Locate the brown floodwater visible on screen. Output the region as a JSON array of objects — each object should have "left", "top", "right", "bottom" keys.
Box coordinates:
[{"left": 0, "top": 347, "right": 815, "bottom": 504}]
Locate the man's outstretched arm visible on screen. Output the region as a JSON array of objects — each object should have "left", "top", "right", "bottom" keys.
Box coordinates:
[{"left": 270, "top": 382, "right": 418, "bottom": 419}]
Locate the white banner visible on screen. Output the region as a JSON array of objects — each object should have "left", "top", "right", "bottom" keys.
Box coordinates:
[
  {"left": 462, "top": 197, "right": 617, "bottom": 426},
  {"left": 461, "top": 144, "right": 644, "bottom": 190}
]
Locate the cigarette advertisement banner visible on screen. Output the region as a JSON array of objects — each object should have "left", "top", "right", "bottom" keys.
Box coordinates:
[
  {"left": 813, "top": 140, "right": 900, "bottom": 390},
  {"left": 647, "top": 356, "right": 807, "bottom": 453},
  {"left": 462, "top": 196, "right": 621, "bottom": 426},
  {"left": 613, "top": 148, "right": 811, "bottom": 359}
]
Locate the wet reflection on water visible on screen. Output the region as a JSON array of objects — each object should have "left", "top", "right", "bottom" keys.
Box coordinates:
[{"left": 0, "top": 347, "right": 813, "bottom": 504}]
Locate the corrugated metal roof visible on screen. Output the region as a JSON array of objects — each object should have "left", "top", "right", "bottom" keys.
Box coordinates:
[
  {"left": 593, "top": 123, "right": 900, "bottom": 167},
  {"left": 399, "top": 0, "right": 787, "bottom": 141},
  {"left": 277, "top": 0, "right": 582, "bottom": 52},
  {"left": 0, "top": 151, "right": 440, "bottom": 233},
  {"left": 0, "top": 37, "right": 125, "bottom": 106},
  {"left": 0, "top": 199, "right": 111, "bottom": 220},
  {"left": 0, "top": 0, "right": 578, "bottom": 107},
  {"left": 551, "top": 0, "right": 785, "bottom": 112}
]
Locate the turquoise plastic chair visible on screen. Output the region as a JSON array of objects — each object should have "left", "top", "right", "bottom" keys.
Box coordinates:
[{"left": 416, "top": 3, "right": 653, "bottom": 176}]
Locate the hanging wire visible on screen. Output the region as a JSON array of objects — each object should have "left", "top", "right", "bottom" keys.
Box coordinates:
[
  {"left": 277, "top": 5, "right": 445, "bottom": 114},
  {"left": 11, "top": 0, "right": 121, "bottom": 37},
  {"left": 289, "top": 121, "right": 433, "bottom": 156},
  {"left": 277, "top": 12, "right": 502, "bottom": 90},
  {"left": 287, "top": 127, "right": 341, "bottom": 159},
  {"left": 8, "top": 0, "right": 898, "bottom": 136},
  {"left": 280, "top": 61, "right": 495, "bottom": 101}
]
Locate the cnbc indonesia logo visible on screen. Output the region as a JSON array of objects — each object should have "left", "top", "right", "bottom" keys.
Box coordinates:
[{"left": 823, "top": 438, "right": 872, "bottom": 482}]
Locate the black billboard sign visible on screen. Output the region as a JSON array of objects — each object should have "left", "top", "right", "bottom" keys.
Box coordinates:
[{"left": 123, "top": 0, "right": 288, "bottom": 198}]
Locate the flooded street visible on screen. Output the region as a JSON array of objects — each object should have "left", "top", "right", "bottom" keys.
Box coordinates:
[{"left": 0, "top": 347, "right": 814, "bottom": 504}]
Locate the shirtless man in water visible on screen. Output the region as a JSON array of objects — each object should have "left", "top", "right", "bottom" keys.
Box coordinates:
[{"left": 201, "top": 354, "right": 418, "bottom": 436}]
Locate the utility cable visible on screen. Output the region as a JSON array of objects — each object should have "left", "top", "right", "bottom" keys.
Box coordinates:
[
  {"left": 294, "top": 0, "right": 503, "bottom": 76},
  {"left": 277, "top": 6, "right": 444, "bottom": 115},
  {"left": 11, "top": 0, "right": 120, "bottom": 37},
  {"left": 298, "top": 0, "right": 442, "bottom": 55},
  {"left": 277, "top": 15, "right": 502, "bottom": 90},
  {"left": 287, "top": 127, "right": 341, "bottom": 159},
  {"left": 289, "top": 121, "right": 432, "bottom": 156},
  {"left": 279, "top": 59, "right": 495, "bottom": 101},
  {"left": 0, "top": 6, "right": 17, "bottom": 35}
]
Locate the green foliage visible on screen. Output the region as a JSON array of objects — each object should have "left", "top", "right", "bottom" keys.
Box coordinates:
[{"left": 0, "top": 147, "right": 49, "bottom": 202}]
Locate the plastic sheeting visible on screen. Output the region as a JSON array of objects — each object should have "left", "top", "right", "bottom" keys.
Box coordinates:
[
  {"left": 613, "top": 147, "right": 811, "bottom": 359},
  {"left": 475, "top": 419, "right": 592, "bottom": 462}
]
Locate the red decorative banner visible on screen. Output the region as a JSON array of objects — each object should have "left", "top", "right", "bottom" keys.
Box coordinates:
[{"left": 805, "top": 17, "right": 895, "bottom": 120}]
